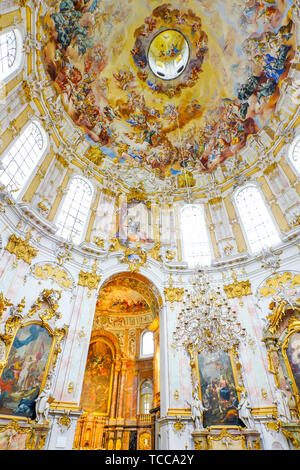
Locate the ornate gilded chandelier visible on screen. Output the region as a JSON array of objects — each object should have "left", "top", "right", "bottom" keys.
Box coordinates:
[{"left": 173, "top": 271, "right": 247, "bottom": 354}]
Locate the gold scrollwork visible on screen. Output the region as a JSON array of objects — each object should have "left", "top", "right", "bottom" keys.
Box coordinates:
[
  {"left": 0, "top": 298, "right": 26, "bottom": 348},
  {"left": 52, "top": 327, "right": 68, "bottom": 368},
  {"left": 259, "top": 272, "right": 300, "bottom": 298},
  {"left": 57, "top": 414, "right": 71, "bottom": 431},
  {"left": 126, "top": 184, "right": 151, "bottom": 208},
  {"left": 27, "top": 289, "right": 62, "bottom": 324},
  {"left": 164, "top": 277, "right": 184, "bottom": 303},
  {"left": 207, "top": 428, "right": 247, "bottom": 450},
  {"left": 5, "top": 234, "right": 38, "bottom": 264},
  {"left": 0, "top": 293, "right": 13, "bottom": 321},
  {"left": 31, "top": 263, "right": 75, "bottom": 291},
  {"left": 223, "top": 280, "right": 252, "bottom": 299},
  {"left": 122, "top": 245, "right": 148, "bottom": 273},
  {"left": 78, "top": 270, "right": 101, "bottom": 290},
  {"left": 173, "top": 418, "right": 185, "bottom": 434}
]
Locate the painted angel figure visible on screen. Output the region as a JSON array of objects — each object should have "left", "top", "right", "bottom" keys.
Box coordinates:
[
  {"left": 237, "top": 390, "right": 255, "bottom": 429},
  {"left": 187, "top": 388, "right": 207, "bottom": 430}
]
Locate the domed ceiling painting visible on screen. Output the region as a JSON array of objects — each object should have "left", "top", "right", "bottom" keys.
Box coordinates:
[{"left": 42, "top": 0, "right": 295, "bottom": 180}]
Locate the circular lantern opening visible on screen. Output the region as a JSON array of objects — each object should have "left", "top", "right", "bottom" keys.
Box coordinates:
[{"left": 148, "top": 29, "right": 190, "bottom": 80}]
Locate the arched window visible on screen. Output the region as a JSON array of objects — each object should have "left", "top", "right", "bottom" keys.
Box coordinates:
[
  {"left": 140, "top": 379, "right": 153, "bottom": 415},
  {"left": 289, "top": 136, "right": 300, "bottom": 175},
  {"left": 0, "top": 29, "right": 22, "bottom": 83},
  {"left": 235, "top": 184, "right": 281, "bottom": 253},
  {"left": 55, "top": 176, "right": 93, "bottom": 244},
  {"left": 180, "top": 204, "right": 211, "bottom": 267},
  {"left": 140, "top": 330, "right": 154, "bottom": 357},
  {"left": 0, "top": 121, "right": 47, "bottom": 198}
]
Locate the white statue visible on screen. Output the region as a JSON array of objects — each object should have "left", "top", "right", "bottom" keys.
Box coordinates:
[
  {"left": 274, "top": 387, "right": 291, "bottom": 423},
  {"left": 35, "top": 370, "right": 54, "bottom": 424},
  {"left": 187, "top": 388, "right": 207, "bottom": 430},
  {"left": 237, "top": 390, "right": 255, "bottom": 429}
]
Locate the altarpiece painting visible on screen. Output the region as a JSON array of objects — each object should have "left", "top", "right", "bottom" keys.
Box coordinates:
[
  {"left": 80, "top": 340, "right": 114, "bottom": 415},
  {"left": 197, "top": 350, "right": 242, "bottom": 428},
  {"left": 0, "top": 323, "right": 54, "bottom": 419},
  {"left": 282, "top": 330, "right": 300, "bottom": 403}
]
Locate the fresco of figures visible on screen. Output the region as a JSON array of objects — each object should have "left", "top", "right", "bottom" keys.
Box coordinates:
[
  {"left": 80, "top": 340, "right": 114, "bottom": 414},
  {"left": 42, "top": 0, "right": 295, "bottom": 179},
  {"left": 0, "top": 323, "right": 53, "bottom": 419}
]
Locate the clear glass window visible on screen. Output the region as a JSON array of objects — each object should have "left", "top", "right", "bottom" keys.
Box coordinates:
[
  {"left": 141, "top": 331, "right": 154, "bottom": 357},
  {"left": 0, "top": 121, "right": 46, "bottom": 197},
  {"left": 235, "top": 185, "right": 281, "bottom": 253},
  {"left": 289, "top": 137, "right": 300, "bottom": 175},
  {"left": 140, "top": 379, "right": 153, "bottom": 414},
  {"left": 55, "top": 176, "right": 93, "bottom": 244},
  {"left": 0, "top": 29, "right": 21, "bottom": 83},
  {"left": 180, "top": 204, "right": 211, "bottom": 267}
]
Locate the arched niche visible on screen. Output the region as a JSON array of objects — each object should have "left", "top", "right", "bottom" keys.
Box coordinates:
[{"left": 74, "top": 271, "right": 162, "bottom": 450}]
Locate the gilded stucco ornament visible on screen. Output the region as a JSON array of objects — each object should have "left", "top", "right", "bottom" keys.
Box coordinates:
[
  {"left": 0, "top": 419, "right": 47, "bottom": 450},
  {"left": 30, "top": 263, "right": 75, "bottom": 291},
  {"left": 223, "top": 280, "right": 252, "bottom": 299},
  {"left": 173, "top": 417, "right": 185, "bottom": 434},
  {"left": 78, "top": 260, "right": 101, "bottom": 290},
  {"left": 0, "top": 298, "right": 26, "bottom": 350},
  {"left": 0, "top": 293, "right": 13, "bottom": 321},
  {"left": 5, "top": 233, "right": 38, "bottom": 265},
  {"left": 57, "top": 413, "right": 72, "bottom": 432},
  {"left": 93, "top": 236, "right": 105, "bottom": 249},
  {"left": 259, "top": 272, "right": 300, "bottom": 298},
  {"left": 55, "top": 241, "right": 73, "bottom": 266},
  {"left": 164, "top": 276, "right": 184, "bottom": 303},
  {"left": 28, "top": 289, "right": 62, "bottom": 324},
  {"left": 257, "top": 247, "right": 283, "bottom": 274},
  {"left": 118, "top": 245, "right": 148, "bottom": 273}
]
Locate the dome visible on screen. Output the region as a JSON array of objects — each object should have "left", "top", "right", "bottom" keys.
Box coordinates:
[{"left": 40, "top": 0, "right": 296, "bottom": 194}]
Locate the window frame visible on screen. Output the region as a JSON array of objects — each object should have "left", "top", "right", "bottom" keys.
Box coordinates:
[
  {"left": 139, "top": 378, "right": 153, "bottom": 415},
  {"left": 179, "top": 203, "right": 212, "bottom": 268},
  {"left": 288, "top": 134, "right": 300, "bottom": 176},
  {"left": 55, "top": 175, "right": 94, "bottom": 245},
  {"left": 0, "top": 27, "right": 23, "bottom": 86},
  {"left": 233, "top": 182, "right": 282, "bottom": 255},
  {"left": 0, "top": 119, "right": 48, "bottom": 200},
  {"left": 140, "top": 330, "right": 154, "bottom": 359}
]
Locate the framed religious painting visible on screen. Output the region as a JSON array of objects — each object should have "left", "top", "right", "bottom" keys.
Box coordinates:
[
  {"left": 195, "top": 350, "right": 243, "bottom": 428},
  {"left": 80, "top": 339, "right": 114, "bottom": 415},
  {"left": 281, "top": 319, "right": 300, "bottom": 414},
  {"left": 0, "top": 321, "right": 55, "bottom": 420}
]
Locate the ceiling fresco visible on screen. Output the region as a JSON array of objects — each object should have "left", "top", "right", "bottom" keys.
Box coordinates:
[
  {"left": 96, "top": 274, "right": 161, "bottom": 315},
  {"left": 42, "top": 0, "right": 295, "bottom": 181}
]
